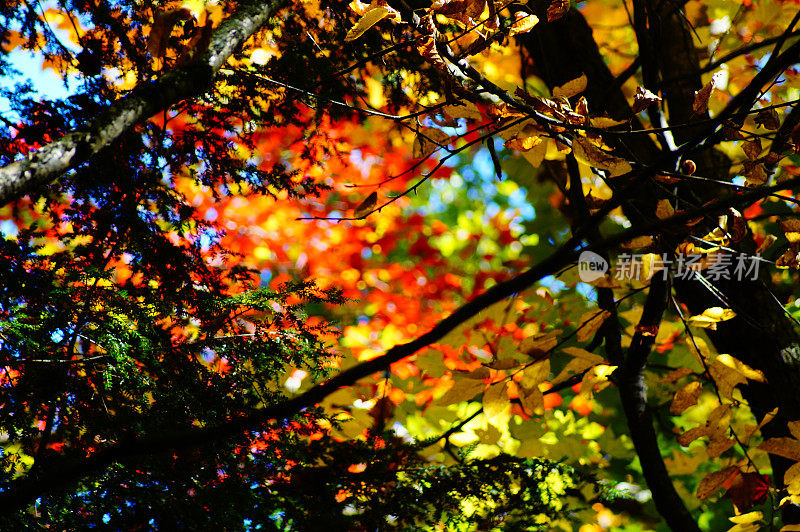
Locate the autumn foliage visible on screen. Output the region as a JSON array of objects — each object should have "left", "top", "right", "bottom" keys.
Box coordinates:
[{"left": 3, "top": 0, "right": 800, "bottom": 530}]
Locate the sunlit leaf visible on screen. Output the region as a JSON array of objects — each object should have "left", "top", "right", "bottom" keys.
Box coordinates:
[{"left": 552, "top": 74, "right": 587, "bottom": 99}]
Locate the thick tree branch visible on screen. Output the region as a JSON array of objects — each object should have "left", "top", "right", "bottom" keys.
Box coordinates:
[
  {"left": 566, "top": 151, "right": 697, "bottom": 528},
  {"left": 0, "top": 0, "right": 287, "bottom": 205},
  {"left": 615, "top": 275, "right": 703, "bottom": 531}
]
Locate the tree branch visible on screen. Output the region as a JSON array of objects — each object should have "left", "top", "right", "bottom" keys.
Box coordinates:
[
  {"left": 615, "top": 274, "right": 702, "bottom": 531},
  {"left": 3, "top": 173, "right": 800, "bottom": 510},
  {"left": 0, "top": 0, "right": 287, "bottom": 205}
]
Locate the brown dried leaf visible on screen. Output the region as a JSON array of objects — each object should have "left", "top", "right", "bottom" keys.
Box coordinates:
[
  {"left": 693, "top": 76, "right": 717, "bottom": 115},
  {"left": 417, "top": 38, "right": 447, "bottom": 70},
  {"left": 697, "top": 466, "right": 740, "bottom": 500},
  {"left": 728, "top": 208, "right": 747, "bottom": 242},
  {"left": 723, "top": 120, "right": 745, "bottom": 140},
  {"left": 575, "top": 310, "right": 611, "bottom": 343},
  {"left": 755, "top": 108, "right": 780, "bottom": 130},
  {"left": 546, "top": 0, "right": 569, "bottom": 22},
  {"left": 743, "top": 139, "right": 762, "bottom": 160},
  {"left": 656, "top": 199, "right": 675, "bottom": 220},
  {"left": 671, "top": 381, "right": 703, "bottom": 414},
  {"left": 776, "top": 246, "right": 800, "bottom": 269},
  {"left": 632, "top": 86, "right": 661, "bottom": 114},
  {"left": 756, "top": 234, "right": 777, "bottom": 254},
  {"left": 572, "top": 137, "right": 632, "bottom": 177},
  {"left": 745, "top": 163, "right": 767, "bottom": 186},
  {"left": 759, "top": 437, "right": 800, "bottom": 461},
  {"left": 354, "top": 191, "right": 378, "bottom": 218},
  {"left": 520, "top": 331, "right": 559, "bottom": 357},
  {"left": 707, "top": 437, "right": 736, "bottom": 458}
]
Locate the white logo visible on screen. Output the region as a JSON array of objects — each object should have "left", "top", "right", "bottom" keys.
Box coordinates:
[{"left": 578, "top": 251, "right": 608, "bottom": 283}]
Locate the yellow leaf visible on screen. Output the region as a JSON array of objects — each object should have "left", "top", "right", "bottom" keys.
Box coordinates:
[
  {"left": 708, "top": 361, "right": 745, "bottom": 401},
  {"left": 521, "top": 138, "right": 548, "bottom": 168},
  {"left": 504, "top": 134, "right": 543, "bottom": 152},
  {"left": 572, "top": 137, "right": 632, "bottom": 177},
  {"left": 509, "top": 13, "right": 539, "bottom": 35},
  {"left": 575, "top": 310, "right": 611, "bottom": 343},
  {"left": 521, "top": 359, "right": 550, "bottom": 389},
  {"left": 780, "top": 220, "right": 800, "bottom": 244},
  {"left": 697, "top": 465, "right": 739, "bottom": 499},
  {"left": 519, "top": 383, "right": 544, "bottom": 415},
  {"left": 436, "top": 378, "right": 486, "bottom": 405},
  {"left": 716, "top": 354, "right": 766, "bottom": 382},
  {"left": 688, "top": 307, "right": 736, "bottom": 329},
  {"left": 552, "top": 74, "right": 588, "bottom": 99},
  {"left": 729, "top": 511, "right": 764, "bottom": 524},
  {"left": 442, "top": 103, "right": 482, "bottom": 121},
  {"left": 744, "top": 407, "right": 778, "bottom": 443},
  {"left": 678, "top": 404, "right": 730, "bottom": 446},
  {"left": 345, "top": 7, "right": 391, "bottom": 41},
  {"left": 686, "top": 336, "right": 713, "bottom": 361},
  {"left": 708, "top": 354, "right": 765, "bottom": 400},
  {"left": 590, "top": 117, "right": 627, "bottom": 128},
  {"left": 578, "top": 364, "right": 616, "bottom": 398},
  {"left": 670, "top": 381, "right": 703, "bottom": 414},
  {"left": 483, "top": 380, "right": 510, "bottom": 420},
  {"left": 759, "top": 437, "right": 800, "bottom": 461},
  {"left": 551, "top": 347, "right": 605, "bottom": 385},
  {"left": 785, "top": 461, "right": 800, "bottom": 494}
]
